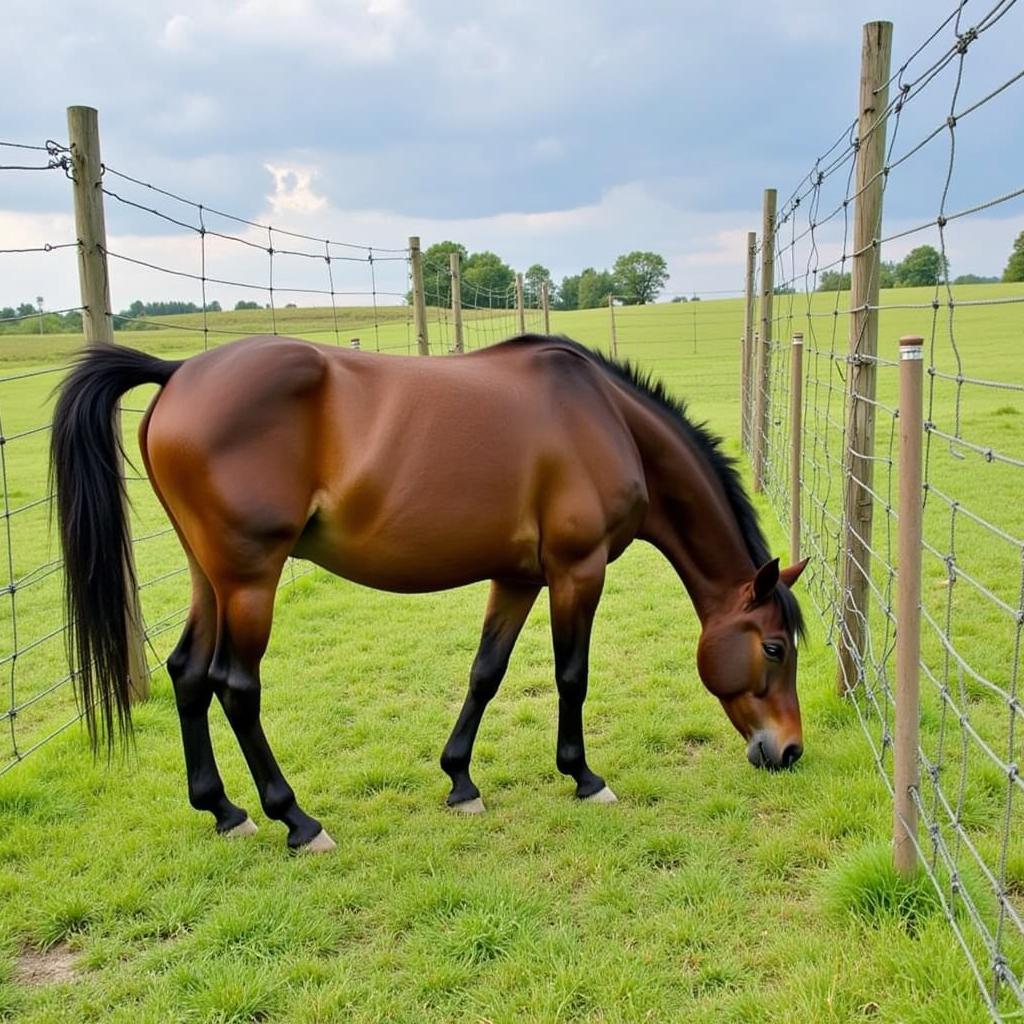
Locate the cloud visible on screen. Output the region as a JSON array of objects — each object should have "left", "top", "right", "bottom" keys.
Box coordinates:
[{"left": 3, "top": 0, "right": 1023, "bottom": 313}]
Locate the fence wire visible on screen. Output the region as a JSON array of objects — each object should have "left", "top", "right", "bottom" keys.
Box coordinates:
[
  {"left": 749, "top": 3, "right": 1024, "bottom": 1017},
  {"left": 0, "top": 142, "right": 417, "bottom": 777}
]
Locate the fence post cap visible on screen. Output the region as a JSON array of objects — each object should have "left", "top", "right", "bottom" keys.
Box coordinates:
[
  {"left": 792, "top": 332, "right": 804, "bottom": 345},
  {"left": 899, "top": 335, "right": 924, "bottom": 361}
]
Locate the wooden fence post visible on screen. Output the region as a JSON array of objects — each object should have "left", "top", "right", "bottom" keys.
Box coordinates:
[
  {"left": 66, "top": 105, "right": 150, "bottom": 703},
  {"left": 790, "top": 333, "right": 804, "bottom": 565},
  {"left": 515, "top": 273, "right": 526, "bottom": 334},
  {"left": 753, "top": 190, "right": 776, "bottom": 493},
  {"left": 409, "top": 236, "right": 430, "bottom": 355},
  {"left": 893, "top": 334, "right": 924, "bottom": 876},
  {"left": 541, "top": 282, "right": 551, "bottom": 334},
  {"left": 836, "top": 21, "right": 893, "bottom": 695},
  {"left": 450, "top": 251, "right": 464, "bottom": 353},
  {"left": 742, "top": 231, "right": 757, "bottom": 453},
  {"left": 608, "top": 294, "right": 618, "bottom": 358}
]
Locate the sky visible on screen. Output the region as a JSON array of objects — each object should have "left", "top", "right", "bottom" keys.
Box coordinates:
[{"left": 2, "top": 0, "right": 1023, "bottom": 311}]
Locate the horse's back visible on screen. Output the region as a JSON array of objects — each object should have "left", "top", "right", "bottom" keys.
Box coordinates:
[{"left": 142, "top": 335, "right": 647, "bottom": 591}]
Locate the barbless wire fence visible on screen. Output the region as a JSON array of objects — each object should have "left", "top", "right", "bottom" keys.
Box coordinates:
[
  {"left": 745, "top": 3, "right": 1024, "bottom": 1019},
  {"left": 0, "top": 120, "right": 427, "bottom": 778}
]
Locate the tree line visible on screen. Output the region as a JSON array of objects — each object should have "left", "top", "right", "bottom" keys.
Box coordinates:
[
  {"left": 0, "top": 298, "right": 282, "bottom": 334},
  {"left": 418, "top": 241, "right": 670, "bottom": 310},
  {"left": 817, "top": 235, "right": 1024, "bottom": 291},
  {"left": 5, "top": 233, "right": 1021, "bottom": 334}
]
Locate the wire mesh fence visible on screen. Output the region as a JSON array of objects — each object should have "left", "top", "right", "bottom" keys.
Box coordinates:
[
  {"left": 0, "top": 126, "right": 419, "bottom": 778},
  {"left": 747, "top": 5, "right": 1024, "bottom": 1018}
]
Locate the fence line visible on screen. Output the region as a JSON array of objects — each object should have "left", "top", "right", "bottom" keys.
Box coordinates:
[
  {"left": 0, "top": 107, "right": 420, "bottom": 778},
  {"left": 747, "top": 7, "right": 1024, "bottom": 1018}
]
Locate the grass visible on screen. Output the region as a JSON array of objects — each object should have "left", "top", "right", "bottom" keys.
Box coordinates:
[{"left": 0, "top": 290, "right": 1020, "bottom": 1021}]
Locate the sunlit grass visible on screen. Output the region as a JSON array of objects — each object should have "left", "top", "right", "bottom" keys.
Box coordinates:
[{"left": 1, "top": 293, "right": 1018, "bottom": 1021}]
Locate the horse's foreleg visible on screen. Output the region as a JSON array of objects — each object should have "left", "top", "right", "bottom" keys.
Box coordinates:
[
  {"left": 440, "top": 579, "right": 539, "bottom": 812},
  {"left": 211, "top": 579, "right": 332, "bottom": 853},
  {"left": 548, "top": 553, "right": 616, "bottom": 803}
]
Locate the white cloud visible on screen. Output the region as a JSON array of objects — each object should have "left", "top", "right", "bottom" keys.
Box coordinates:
[{"left": 265, "top": 164, "right": 328, "bottom": 216}]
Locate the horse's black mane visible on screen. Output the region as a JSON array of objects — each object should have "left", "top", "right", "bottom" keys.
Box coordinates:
[{"left": 501, "top": 334, "right": 805, "bottom": 638}]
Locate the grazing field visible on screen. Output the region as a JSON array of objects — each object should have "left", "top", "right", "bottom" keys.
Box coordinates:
[{"left": 0, "top": 292, "right": 1019, "bottom": 1022}]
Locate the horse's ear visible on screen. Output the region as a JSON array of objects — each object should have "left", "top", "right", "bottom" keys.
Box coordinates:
[
  {"left": 779, "top": 557, "right": 809, "bottom": 589},
  {"left": 749, "top": 558, "right": 780, "bottom": 606}
]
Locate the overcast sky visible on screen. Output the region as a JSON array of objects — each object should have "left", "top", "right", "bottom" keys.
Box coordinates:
[{"left": 3, "top": 0, "right": 1023, "bottom": 310}]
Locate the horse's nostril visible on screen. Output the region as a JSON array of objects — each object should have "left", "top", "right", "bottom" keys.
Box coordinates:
[{"left": 781, "top": 742, "right": 803, "bottom": 768}]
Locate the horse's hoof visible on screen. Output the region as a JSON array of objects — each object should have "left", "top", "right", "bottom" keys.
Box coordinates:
[
  {"left": 222, "top": 816, "right": 258, "bottom": 838},
  {"left": 297, "top": 828, "right": 337, "bottom": 854},
  {"left": 583, "top": 785, "right": 618, "bottom": 805},
  {"left": 449, "top": 796, "right": 486, "bottom": 815}
]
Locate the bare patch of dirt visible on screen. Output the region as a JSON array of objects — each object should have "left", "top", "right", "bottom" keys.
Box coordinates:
[{"left": 14, "top": 944, "right": 78, "bottom": 986}]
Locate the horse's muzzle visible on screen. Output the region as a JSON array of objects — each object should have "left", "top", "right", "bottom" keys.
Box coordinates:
[{"left": 747, "top": 731, "right": 803, "bottom": 771}]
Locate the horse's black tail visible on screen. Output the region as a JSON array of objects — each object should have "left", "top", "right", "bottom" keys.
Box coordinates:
[{"left": 51, "top": 343, "right": 183, "bottom": 751}]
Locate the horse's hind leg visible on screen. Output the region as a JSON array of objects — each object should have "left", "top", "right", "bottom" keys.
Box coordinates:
[
  {"left": 168, "top": 560, "right": 254, "bottom": 836},
  {"left": 441, "top": 580, "right": 539, "bottom": 813},
  {"left": 548, "top": 553, "right": 616, "bottom": 803},
  {"left": 210, "top": 572, "right": 332, "bottom": 853}
]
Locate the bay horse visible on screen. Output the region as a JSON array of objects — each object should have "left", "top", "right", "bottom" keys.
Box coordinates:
[{"left": 52, "top": 334, "right": 807, "bottom": 853}]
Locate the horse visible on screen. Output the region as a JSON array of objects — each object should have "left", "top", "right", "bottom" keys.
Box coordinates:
[{"left": 51, "top": 333, "right": 807, "bottom": 853}]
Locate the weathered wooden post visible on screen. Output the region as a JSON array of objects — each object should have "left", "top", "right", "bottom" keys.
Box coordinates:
[
  {"left": 450, "top": 251, "right": 464, "bottom": 354},
  {"left": 409, "top": 236, "right": 430, "bottom": 355},
  {"left": 753, "top": 190, "right": 776, "bottom": 493},
  {"left": 836, "top": 21, "right": 893, "bottom": 695},
  {"left": 742, "top": 231, "right": 757, "bottom": 452},
  {"left": 541, "top": 282, "right": 551, "bottom": 334},
  {"left": 608, "top": 294, "right": 618, "bottom": 358},
  {"left": 893, "top": 334, "right": 924, "bottom": 876},
  {"left": 515, "top": 273, "right": 526, "bottom": 334},
  {"left": 790, "top": 333, "right": 804, "bottom": 565},
  {"left": 66, "top": 105, "right": 150, "bottom": 703}
]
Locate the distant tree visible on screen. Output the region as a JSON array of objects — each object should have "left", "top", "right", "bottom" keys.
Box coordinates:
[
  {"left": 235, "top": 300, "right": 261, "bottom": 311},
  {"left": 671, "top": 295, "right": 688, "bottom": 303},
  {"left": 1002, "top": 230, "right": 1024, "bottom": 282},
  {"left": 577, "top": 267, "right": 616, "bottom": 309},
  {"left": 422, "top": 241, "right": 468, "bottom": 306},
  {"left": 523, "top": 263, "right": 553, "bottom": 305},
  {"left": 894, "top": 245, "right": 948, "bottom": 286},
  {"left": 557, "top": 274, "right": 580, "bottom": 310},
  {"left": 953, "top": 274, "right": 999, "bottom": 285},
  {"left": 205, "top": 300, "right": 222, "bottom": 313},
  {"left": 462, "top": 251, "right": 516, "bottom": 308},
  {"left": 774, "top": 285, "right": 795, "bottom": 295},
  {"left": 612, "top": 251, "right": 669, "bottom": 305},
  {"left": 879, "top": 261, "right": 898, "bottom": 288},
  {"left": 818, "top": 270, "right": 851, "bottom": 292},
  {"left": 285, "top": 302, "right": 297, "bottom": 309}
]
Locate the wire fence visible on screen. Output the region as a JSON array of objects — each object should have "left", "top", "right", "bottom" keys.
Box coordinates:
[
  {"left": 0, "top": 127, "right": 421, "bottom": 778},
  {"left": 746, "top": 4, "right": 1024, "bottom": 1018}
]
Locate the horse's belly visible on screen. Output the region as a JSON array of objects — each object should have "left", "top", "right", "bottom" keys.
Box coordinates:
[{"left": 293, "top": 510, "right": 543, "bottom": 593}]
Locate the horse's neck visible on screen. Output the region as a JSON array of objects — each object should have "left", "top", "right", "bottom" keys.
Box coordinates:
[{"left": 625, "top": 400, "right": 753, "bottom": 623}]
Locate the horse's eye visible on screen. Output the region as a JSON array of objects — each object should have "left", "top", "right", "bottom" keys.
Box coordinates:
[{"left": 762, "top": 641, "right": 784, "bottom": 662}]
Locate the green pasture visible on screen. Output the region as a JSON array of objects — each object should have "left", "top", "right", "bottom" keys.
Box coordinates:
[{"left": 0, "top": 289, "right": 1020, "bottom": 1022}]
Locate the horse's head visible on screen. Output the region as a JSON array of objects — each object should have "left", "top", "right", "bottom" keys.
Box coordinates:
[{"left": 696, "top": 557, "right": 808, "bottom": 770}]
